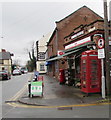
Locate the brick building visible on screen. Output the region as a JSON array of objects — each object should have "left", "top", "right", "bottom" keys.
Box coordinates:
[
  {"left": 46, "top": 6, "right": 103, "bottom": 80},
  {"left": 63, "top": 20, "right": 104, "bottom": 86}
]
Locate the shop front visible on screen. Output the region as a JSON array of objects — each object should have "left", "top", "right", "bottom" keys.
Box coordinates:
[{"left": 63, "top": 20, "right": 104, "bottom": 94}]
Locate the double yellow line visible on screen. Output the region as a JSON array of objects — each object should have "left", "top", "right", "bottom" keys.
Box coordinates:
[
  {"left": 6, "top": 74, "right": 111, "bottom": 108},
  {"left": 6, "top": 100, "right": 111, "bottom": 109},
  {"left": 6, "top": 74, "right": 33, "bottom": 104},
  {"left": 8, "top": 84, "right": 27, "bottom": 101}
]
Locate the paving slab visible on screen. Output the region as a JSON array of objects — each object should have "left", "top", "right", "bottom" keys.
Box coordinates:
[{"left": 18, "top": 75, "right": 109, "bottom": 106}]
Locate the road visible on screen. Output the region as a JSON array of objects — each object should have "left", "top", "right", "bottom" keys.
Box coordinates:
[
  {"left": 1, "top": 73, "right": 32, "bottom": 119},
  {"left": 0, "top": 73, "right": 110, "bottom": 119}
]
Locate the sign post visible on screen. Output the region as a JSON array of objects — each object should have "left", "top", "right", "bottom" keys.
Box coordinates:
[{"left": 98, "top": 38, "right": 106, "bottom": 98}]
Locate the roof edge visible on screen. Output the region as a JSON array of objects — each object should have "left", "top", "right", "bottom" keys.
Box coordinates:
[
  {"left": 56, "top": 5, "right": 103, "bottom": 23},
  {"left": 47, "top": 27, "right": 57, "bottom": 46}
]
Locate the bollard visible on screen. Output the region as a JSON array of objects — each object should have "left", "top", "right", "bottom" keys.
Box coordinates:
[{"left": 28, "top": 81, "right": 31, "bottom": 97}]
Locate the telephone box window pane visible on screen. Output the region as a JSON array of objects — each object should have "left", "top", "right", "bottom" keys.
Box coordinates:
[{"left": 83, "top": 60, "right": 86, "bottom": 63}]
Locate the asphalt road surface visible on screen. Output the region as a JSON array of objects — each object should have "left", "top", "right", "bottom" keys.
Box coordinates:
[{"left": 0, "top": 73, "right": 110, "bottom": 119}]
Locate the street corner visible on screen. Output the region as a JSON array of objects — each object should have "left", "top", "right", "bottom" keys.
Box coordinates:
[{"left": 94, "top": 98, "right": 111, "bottom": 104}]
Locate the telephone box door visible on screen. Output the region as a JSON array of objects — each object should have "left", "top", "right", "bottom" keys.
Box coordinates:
[{"left": 81, "top": 50, "right": 101, "bottom": 94}]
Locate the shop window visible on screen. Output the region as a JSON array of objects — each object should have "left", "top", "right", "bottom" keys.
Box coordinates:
[
  {"left": 0, "top": 60, "right": 3, "bottom": 64},
  {"left": 4, "top": 60, "right": 9, "bottom": 65},
  {"left": 40, "top": 64, "right": 45, "bottom": 71},
  {"left": 47, "top": 65, "right": 52, "bottom": 72},
  {"left": 55, "top": 61, "right": 59, "bottom": 73},
  {"left": 38, "top": 52, "right": 45, "bottom": 60}
]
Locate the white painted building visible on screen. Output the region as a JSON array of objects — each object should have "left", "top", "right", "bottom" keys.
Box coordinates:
[{"left": 36, "top": 32, "right": 52, "bottom": 74}]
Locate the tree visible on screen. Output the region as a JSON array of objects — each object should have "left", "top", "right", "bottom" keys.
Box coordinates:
[
  {"left": 27, "top": 43, "right": 36, "bottom": 72},
  {"left": 26, "top": 60, "right": 33, "bottom": 72}
]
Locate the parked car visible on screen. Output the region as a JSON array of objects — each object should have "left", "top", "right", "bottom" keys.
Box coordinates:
[
  {"left": 0, "top": 70, "right": 11, "bottom": 80},
  {"left": 24, "top": 69, "right": 28, "bottom": 74},
  {"left": 12, "top": 69, "right": 21, "bottom": 75},
  {"left": 20, "top": 67, "right": 28, "bottom": 74}
]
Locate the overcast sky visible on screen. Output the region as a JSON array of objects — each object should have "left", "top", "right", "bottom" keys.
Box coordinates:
[{"left": 0, "top": 0, "right": 111, "bottom": 66}]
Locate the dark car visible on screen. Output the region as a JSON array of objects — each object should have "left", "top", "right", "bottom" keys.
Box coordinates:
[{"left": 0, "top": 71, "right": 11, "bottom": 80}]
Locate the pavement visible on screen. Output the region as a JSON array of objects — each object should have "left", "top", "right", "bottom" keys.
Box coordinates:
[{"left": 18, "top": 74, "right": 110, "bottom": 106}]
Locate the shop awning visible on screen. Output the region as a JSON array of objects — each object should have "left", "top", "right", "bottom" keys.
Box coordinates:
[
  {"left": 62, "top": 48, "right": 83, "bottom": 57},
  {"left": 46, "top": 48, "right": 82, "bottom": 62},
  {"left": 46, "top": 41, "right": 94, "bottom": 62},
  {"left": 46, "top": 55, "right": 63, "bottom": 62}
]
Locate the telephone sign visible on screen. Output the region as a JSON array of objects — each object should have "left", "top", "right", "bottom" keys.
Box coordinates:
[
  {"left": 58, "top": 51, "right": 64, "bottom": 56},
  {"left": 97, "top": 38, "right": 104, "bottom": 49}
]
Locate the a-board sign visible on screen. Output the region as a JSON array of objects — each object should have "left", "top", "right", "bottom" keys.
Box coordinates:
[{"left": 31, "top": 81, "right": 43, "bottom": 96}]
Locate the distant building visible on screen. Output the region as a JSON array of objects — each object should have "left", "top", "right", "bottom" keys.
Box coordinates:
[
  {"left": 36, "top": 32, "right": 52, "bottom": 74},
  {"left": 0, "top": 49, "right": 12, "bottom": 73}
]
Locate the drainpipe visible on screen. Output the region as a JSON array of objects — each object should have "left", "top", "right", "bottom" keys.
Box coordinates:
[{"left": 55, "top": 28, "right": 59, "bottom": 75}]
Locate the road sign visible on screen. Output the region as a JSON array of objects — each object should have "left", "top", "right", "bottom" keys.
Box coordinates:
[
  {"left": 97, "top": 38, "right": 105, "bottom": 49},
  {"left": 98, "top": 48, "right": 105, "bottom": 59}
]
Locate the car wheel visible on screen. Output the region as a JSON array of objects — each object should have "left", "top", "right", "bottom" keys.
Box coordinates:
[{"left": 7, "top": 76, "right": 9, "bottom": 80}]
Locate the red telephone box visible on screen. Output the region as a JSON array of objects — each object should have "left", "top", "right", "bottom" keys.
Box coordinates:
[{"left": 81, "top": 50, "right": 101, "bottom": 94}]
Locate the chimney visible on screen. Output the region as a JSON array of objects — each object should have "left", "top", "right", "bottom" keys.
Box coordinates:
[{"left": 2, "top": 49, "right": 6, "bottom": 52}]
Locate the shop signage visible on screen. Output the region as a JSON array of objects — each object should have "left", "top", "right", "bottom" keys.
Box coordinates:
[
  {"left": 71, "top": 31, "right": 84, "bottom": 39},
  {"left": 58, "top": 50, "right": 64, "bottom": 56},
  {"left": 88, "top": 27, "right": 96, "bottom": 32},
  {"left": 98, "top": 48, "right": 105, "bottom": 59},
  {"left": 97, "top": 38, "right": 105, "bottom": 49},
  {"left": 65, "top": 36, "right": 91, "bottom": 50}
]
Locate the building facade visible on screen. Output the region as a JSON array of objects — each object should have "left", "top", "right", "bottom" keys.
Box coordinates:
[
  {"left": 36, "top": 32, "right": 52, "bottom": 74},
  {"left": 63, "top": 20, "right": 104, "bottom": 87},
  {"left": 0, "top": 49, "right": 12, "bottom": 74},
  {"left": 46, "top": 6, "right": 103, "bottom": 80}
]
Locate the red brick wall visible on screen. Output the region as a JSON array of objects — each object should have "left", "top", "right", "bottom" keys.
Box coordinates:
[
  {"left": 56, "top": 7, "right": 103, "bottom": 51},
  {"left": 47, "top": 6, "right": 103, "bottom": 79},
  {"left": 47, "top": 33, "right": 57, "bottom": 57}
]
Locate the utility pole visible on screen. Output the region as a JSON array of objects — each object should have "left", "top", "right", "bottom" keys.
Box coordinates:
[
  {"left": 36, "top": 41, "right": 39, "bottom": 61},
  {"left": 36, "top": 41, "right": 39, "bottom": 71},
  {"left": 103, "top": 0, "right": 111, "bottom": 96}
]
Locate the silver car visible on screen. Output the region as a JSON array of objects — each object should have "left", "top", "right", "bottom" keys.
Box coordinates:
[{"left": 12, "top": 69, "right": 21, "bottom": 76}]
